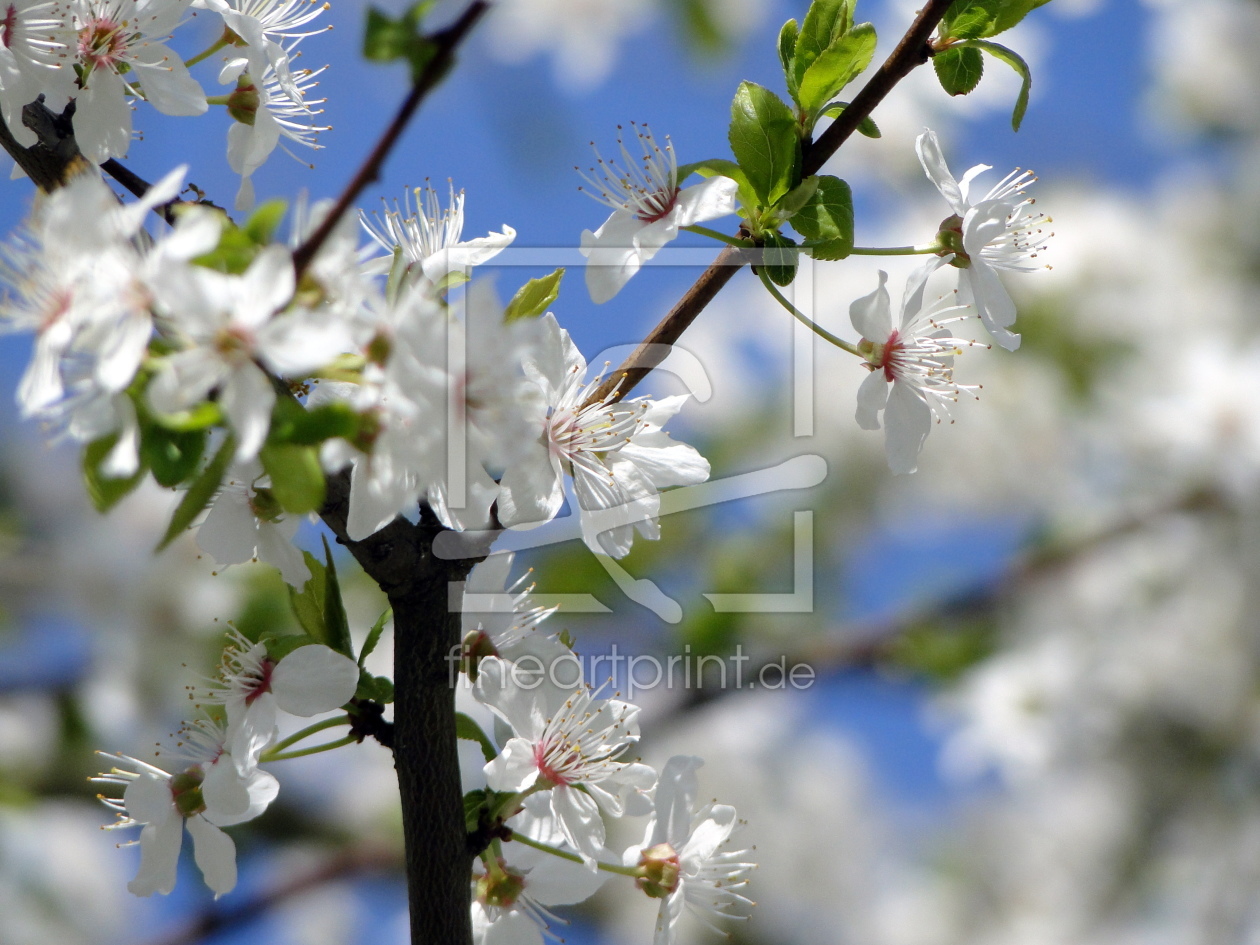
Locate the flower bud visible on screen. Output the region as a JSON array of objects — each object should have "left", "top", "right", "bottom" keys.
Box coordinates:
[{"left": 635, "top": 842, "right": 681, "bottom": 900}]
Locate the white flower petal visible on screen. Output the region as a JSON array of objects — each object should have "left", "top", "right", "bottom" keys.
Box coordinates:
[
  {"left": 270, "top": 644, "right": 360, "bottom": 716},
  {"left": 186, "top": 815, "right": 237, "bottom": 897}
]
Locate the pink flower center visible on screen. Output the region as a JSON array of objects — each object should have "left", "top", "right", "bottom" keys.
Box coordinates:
[
  {"left": 636, "top": 185, "right": 679, "bottom": 223},
  {"left": 0, "top": 5, "right": 18, "bottom": 48},
  {"left": 244, "top": 659, "right": 275, "bottom": 705},
  {"left": 78, "top": 17, "right": 128, "bottom": 72},
  {"left": 534, "top": 739, "right": 574, "bottom": 786}
]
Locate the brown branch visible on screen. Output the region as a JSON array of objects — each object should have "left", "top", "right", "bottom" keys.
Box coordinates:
[
  {"left": 291, "top": 1, "right": 489, "bottom": 279},
  {"left": 584, "top": 0, "right": 955, "bottom": 407},
  {"left": 139, "top": 846, "right": 400, "bottom": 945}
]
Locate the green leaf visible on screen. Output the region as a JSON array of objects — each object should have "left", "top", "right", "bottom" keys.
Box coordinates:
[
  {"left": 760, "top": 231, "right": 799, "bottom": 287},
  {"left": 194, "top": 223, "right": 258, "bottom": 275},
  {"left": 676, "top": 157, "right": 759, "bottom": 213},
  {"left": 965, "top": 39, "right": 1032, "bottom": 130},
  {"left": 455, "top": 712, "right": 497, "bottom": 763},
  {"left": 791, "top": 175, "right": 853, "bottom": 260},
  {"left": 778, "top": 18, "right": 799, "bottom": 96},
  {"left": 793, "top": 0, "right": 854, "bottom": 89},
  {"left": 289, "top": 551, "right": 327, "bottom": 641},
  {"left": 504, "top": 268, "right": 565, "bottom": 321},
  {"left": 83, "top": 435, "right": 147, "bottom": 513},
  {"left": 145, "top": 401, "right": 223, "bottom": 432},
  {"left": 259, "top": 442, "right": 325, "bottom": 515},
  {"left": 991, "top": 0, "right": 1037, "bottom": 35},
  {"left": 319, "top": 535, "right": 354, "bottom": 658},
  {"left": 143, "top": 426, "right": 207, "bottom": 488},
  {"left": 464, "top": 789, "right": 488, "bottom": 833},
  {"left": 797, "top": 22, "right": 878, "bottom": 117},
  {"left": 934, "top": 45, "right": 984, "bottom": 96},
  {"left": 242, "top": 199, "right": 288, "bottom": 245},
  {"left": 262, "top": 633, "right": 321, "bottom": 662},
  {"left": 940, "top": 0, "right": 1036, "bottom": 39},
  {"left": 728, "top": 81, "right": 800, "bottom": 206},
  {"left": 776, "top": 175, "right": 820, "bottom": 217},
  {"left": 156, "top": 434, "right": 235, "bottom": 550},
  {"left": 267, "top": 399, "right": 361, "bottom": 446},
  {"left": 363, "top": 2, "right": 439, "bottom": 80},
  {"left": 359, "top": 608, "right": 391, "bottom": 667},
  {"left": 819, "top": 100, "right": 882, "bottom": 138}
]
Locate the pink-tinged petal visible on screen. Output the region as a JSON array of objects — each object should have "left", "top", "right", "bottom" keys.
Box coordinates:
[
  {"left": 197, "top": 491, "right": 259, "bottom": 567},
  {"left": 128, "top": 813, "right": 183, "bottom": 897},
  {"left": 270, "top": 644, "right": 359, "bottom": 716},
  {"left": 580, "top": 210, "right": 647, "bottom": 303},
  {"left": 552, "top": 785, "right": 605, "bottom": 869},
  {"left": 915, "top": 129, "right": 967, "bottom": 217},
  {"left": 671, "top": 175, "right": 740, "bottom": 228},
  {"left": 185, "top": 815, "right": 237, "bottom": 897},
  {"left": 884, "top": 381, "right": 931, "bottom": 474},
  {"left": 849, "top": 270, "right": 892, "bottom": 341},
  {"left": 963, "top": 264, "right": 1020, "bottom": 351},
  {"left": 221, "top": 364, "right": 275, "bottom": 462},
  {"left": 855, "top": 369, "right": 888, "bottom": 431},
  {"left": 483, "top": 737, "right": 541, "bottom": 793},
  {"left": 124, "top": 772, "right": 175, "bottom": 825},
  {"left": 201, "top": 759, "right": 250, "bottom": 818}
]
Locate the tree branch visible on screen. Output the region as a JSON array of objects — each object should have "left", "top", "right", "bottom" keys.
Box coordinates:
[
  {"left": 291, "top": 0, "right": 490, "bottom": 279},
  {"left": 583, "top": 0, "right": 954, "bottom": 407}
]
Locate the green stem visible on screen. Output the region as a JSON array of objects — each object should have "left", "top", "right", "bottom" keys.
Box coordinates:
[
  {"left": 205, "top": 95, "right": 232, "bottom": 107},
  {"left": 263, "top": 715, "right": 351, "bottom": 756},
  {"left": 185, "top": 35, "right": 232, "bottom": 68},
  {"left": 509, "top": 832, "right": 643, "bottom": 877},
  {"left": 757, "top": 268, "right": 863, "bottom": 358},
  {"left": 264, "top": 734, "right": 358, "bottom": 762},
  {"left": 846, "top": 244, "right": 940, "bottom": 256},
  {"left": 683, "top": 225, "right": 751, "bottom": 248}
]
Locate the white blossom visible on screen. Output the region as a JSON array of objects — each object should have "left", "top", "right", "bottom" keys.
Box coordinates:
[
  {"left": 497, "top": 313, "right": 710, "bottom": 558},
  {"left": 850, "top": 263, "right": 987, "bottom": 474},
  {"left": 917, "top": 127, "right": 1052, "bottom": 351},
  {"left": 579, "top": 124, "right": 738, "bottom": 303},
  {"left": 196, "top": 461, "right": 311, "bottom": 586}
]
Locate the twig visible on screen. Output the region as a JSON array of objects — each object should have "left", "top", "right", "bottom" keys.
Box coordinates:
[
  {"left": 582, "top": 0, "right": 954, "bottom": 407},
  {"left": 291, "top": 1, "right": 490, "bottom": 279}
]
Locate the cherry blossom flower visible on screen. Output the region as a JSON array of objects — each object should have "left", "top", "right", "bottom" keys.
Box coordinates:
[
  {"left": 850, "top": 262, "right": 987, "bottom": 475},
  {"left": 92, "top": 719, "right": 278, "bottom": 897},
  {"left": 579, "top": 124, "right": 738, "bottom": 303},
  {"left": 221, "top": 50, "right": 328, "bottom": 210},
  {"left": 624, "top": 756, "right": 754, "bottom": 944},
  {"left": 460, "top": 551, "right": 559, "bottom": 667},
  {"left": 0, "top": 0, "right": 74, "bottom": 143},
  {"left": 196, "top": 462, "right": 311, "bottom": 586},
  {"left": 360, "top": 181, "right": 515, "bottom": 288},
  {"left": 917, "top": 128, "right": 1052, "bottom": 351},
  {"left": 474, "top": 655, "right": 656, "bottom": 868},
  {"left": 471, "top": 794, "right": 608, "bottom": 945},
  {"left": 202, "top": 629, "right": 360, "bottom": 767},
  {"left": 145, "top": 242, "right": 350, "bottom": 462},
  {"left": 70, "top": 0, "right": 208, "bottom": 162},
  {"left": 497, "top": 313, "right": 709, "bottom": 558}
]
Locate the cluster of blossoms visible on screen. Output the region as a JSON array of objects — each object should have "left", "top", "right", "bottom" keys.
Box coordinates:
[
  {"left": 92, "top": 632, "right": 359, "bottom": 896},
  {"left": 460, "top": 553, "right": 754, "bottom": 944},
  {"left": 0, "top": 0, "right": 330, "bottom": 208}
]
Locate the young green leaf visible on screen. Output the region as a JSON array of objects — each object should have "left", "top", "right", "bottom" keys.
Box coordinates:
[
  {"left": 819, "top": 101, "right": 882, "bottom": 138},
  {"left": 676, "top": 158, "right": 759, "bottom": 214},
  {"left": 760, "top": 231, "right": 799, "bottom": 287},
  {"left": 966, "top": 40, "right": 1032, "bottom": 130},
  {"left": 793, "top": 0, "right": 855, "bottom": 90},
  {"left": 791, "top": 175, "right": 854, "bottom": 261},
  {"left": 289, "top": 550, "right": 328, "bottom": 641},
  {"left": 504, "top": 268, "right": 565, "bottom": 321},
  {"left": 934, "top": 45, "right": 985, "bottom": 96},
  {"left": 778, "top": 18, "right": 800, "bottom": 96},
  {"left": 156, "top": 434, "right": 235, "bottom": 550},
  {"left": 261, "top": 632, "right": 322, "bottom": 662},
  {"left": 363, "top": 2, "right": 439, "bottom": 80},
  {"left": 455, "top": 712, "right": 497, "bottom": 763},
  {"left": 242, "top": 199, "right": 288, "bottom": 245},
  {"left": 259, "top": 442, "right": 326, "bottom": 515},
  {"left": 320, "top": 535, "right": 354, "bottom": 658},
  {"left": 728, "top": 81, "right": 800, "bottom": 206},
  {"left": 267, "top": 398, "right": 361, "bottom": 446},
  {"left": 83, "top": 435, "right": 148, "bottom": 513},
  {"left": 776, "top": 175, "right": 820, "bottom": 217},
  {"left": 142, "top": 426, "right": 207, "bottom": 488},
  {"left": 357, "top": 671, "right": 395, "bottom": 704},
  {"left": 359, "top": 608, "right": 392, "bottom": 667},
  {"left": 939, "top": 0, "right": 1002, "bottom": 40},
  {"left": 797, "top": 22, "right": 877, "bottom": 118}
]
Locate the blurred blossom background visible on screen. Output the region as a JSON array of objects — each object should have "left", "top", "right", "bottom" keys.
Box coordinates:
[{"left": 3, "top": 0, "right": 1259, "bottom": 943}]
